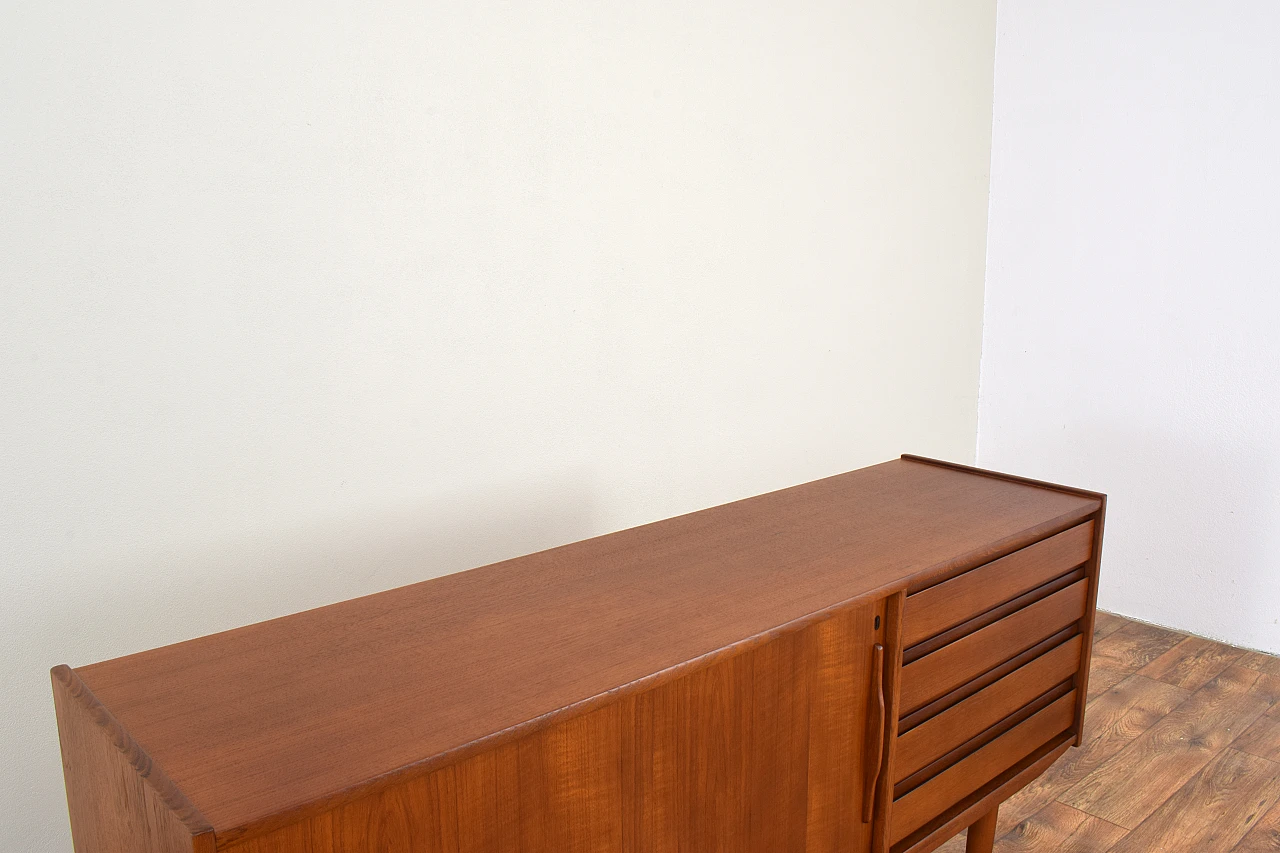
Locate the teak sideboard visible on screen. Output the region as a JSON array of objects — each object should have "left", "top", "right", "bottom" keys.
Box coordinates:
[{"left": 52, "top": 455, "right": 1106, "bottom": 853}]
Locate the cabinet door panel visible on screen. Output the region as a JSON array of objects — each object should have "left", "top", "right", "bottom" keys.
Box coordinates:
[
  {"left": 224, "top": 604, "right": 881, "bottom": 853},
  {"left": 801, "top": 603, "right": 880, "bottom": 853},
  {"left": 630, "top": 646, "right": 756, "bottom": 852},
  {"left": 631, "top": 602, "right": 879, "bottom": 853}
]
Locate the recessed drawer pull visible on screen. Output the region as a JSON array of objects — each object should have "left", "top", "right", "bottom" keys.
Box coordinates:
[
  {"left": 899, "top": 580, "right": 1089, "bottom": 716},
  {"left": 903, "top": 521, "right": 1094, "bottom": 648},
  {"left": 895, "top": 680, "right": 1074, "bottom": 798},
  {"left": 895, "top": 634, "right": 1083, "bottom": 783},
  {"left": 903, "top": 568, "right": 1086, "bottom": 665},
  {"left": 899, "top": 626, "right": 1078, "bottom": 733},
  {"left": 889, "top": 690, "right": 1078, "bottom": 846}
]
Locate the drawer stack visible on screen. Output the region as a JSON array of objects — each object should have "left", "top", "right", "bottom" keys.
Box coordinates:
[{"left": 887, "top": 521, "right": 1096, "bottom": 850}]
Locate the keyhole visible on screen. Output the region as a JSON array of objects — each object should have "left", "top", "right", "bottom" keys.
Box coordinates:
[{"left": 874, "top": 615, "right": 881, "bottom": 630}]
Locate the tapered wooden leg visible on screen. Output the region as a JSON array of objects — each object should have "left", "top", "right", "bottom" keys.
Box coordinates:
[{"left": 965, "top": 806, "right": 999, "bottom": 853}]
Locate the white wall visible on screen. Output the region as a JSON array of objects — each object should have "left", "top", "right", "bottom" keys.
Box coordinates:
[
  {"left": 1, "top": 2, "right": 996, "bottom": 849},
  {"left": 979, "top": 1, "right": 1280, "bottom": 654}
]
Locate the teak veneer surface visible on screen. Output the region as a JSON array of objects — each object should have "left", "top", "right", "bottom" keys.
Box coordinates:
[{"left": 68, "top": 458, "right": 1100, "bottom": 841}]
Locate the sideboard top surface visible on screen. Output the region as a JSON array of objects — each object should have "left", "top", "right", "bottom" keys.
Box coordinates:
[{"left": 70, "top": 457, "right": 1101, "bottom": 841}]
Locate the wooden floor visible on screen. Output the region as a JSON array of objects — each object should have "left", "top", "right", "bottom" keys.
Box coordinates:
[{"left": 936, "top": 612, "right": 1280, "bottom": 853}]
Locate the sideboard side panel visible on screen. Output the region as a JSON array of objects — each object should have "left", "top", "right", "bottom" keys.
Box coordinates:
[
  {"left": 1073, "top": 500, "right": 1108, "bottom": 745},
  {"left": 52, "top": 667, "right": 213, "bottom": 853}
]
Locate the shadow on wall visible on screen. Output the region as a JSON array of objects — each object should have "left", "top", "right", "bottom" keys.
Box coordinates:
[
  {"left": 1072, "top": 428, "right": 1278, "bottom": 652},
  {"left": 15, "top": 472, "right": 600, "bottom": 853},
  {"left": 53, "top": 474, "right": 602, "bottom": 664}
]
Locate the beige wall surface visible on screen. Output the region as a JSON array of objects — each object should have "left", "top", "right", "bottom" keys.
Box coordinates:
[{"left": 0, "top": 2, "right": 996, "bottom": 848}]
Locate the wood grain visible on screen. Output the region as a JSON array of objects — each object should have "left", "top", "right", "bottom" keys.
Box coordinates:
[
  {"left": 742, "top": 628, "right": 812, "bottom": 853},
  {"left": 1106, "top": 748, "right": 1280, "bottom": 853},
  {"left": 899, "top": 629, "right": 1078, "bottom": 733},
  {"left": 1084, "top": 621, "right": 1186, "bottom": 701},
  {"left": 930, "top": 619, "right": 1280, "bottom": 853},
  {"left": 1070, "top": 496, "right": 1105, "bottom": 748},
  {"left": 895, "top": 684, "right": 1074, "bottom": 800},
  {"left": 1233, "top": 712, "right": 1280, "bottom": 764},
  {"left": 895, "top": 636, "right": 1081, "bottom": 783},
  {"left": 224, "top": 603, "right": 877, "bottom": 853},
  {"left": 964, "top": 808, "right": 998, "bottom": 853},
  {"left": 891, "top": 739, "right": 1073, "bottom": 853},
  {"left": 51, "top": 666, "right": 214, "bottom": 853},
  {"left": 225, "top": 715, "right": 619, "bottom": 853},
  {"left": 801, "top": 606, "right": 877, "bottom": 853},
  {"left": 1138, "top": 635, "right": 1245, "bottom": 692},
  {"left": 1238, "top": 651, "right": 1280, "bottom": 678},
  {"left": 1061, "top": 665, "right": 1274, "bottom": 829},
  {"left": 903, "top": 522, "right": 1093, "bottom": 648},
  {"left": 1090, "top": 612, "right": 1125, "bottom": 643},
  {"left": 896, "top": 456, "right": 1105, "bottom": 521},
  {"left": 520, "top": 704, "right": 624, "bottom": 852},
  {"left": 871, "top": 593, "right": 906, "bottom": 853},
  {"left": 1232, "top": 795, "right": 1280, "bottom": 852},
  {"left": 903, "top": 570, "right": 1085, "bottom": 666},
  {"left": 899, "top": 581, "right": 1088, "bottom": 715},
  {"left": 64, "top": 458, "right": 1099, "bottom": 842},
  {"left": 990, "top": 674, "right": 1188, "bottom": 838},
  {"left": 992, "top": 802, "right": 1125, "bottom": 853},
  {"left": 1250, "top": 671, "right": 1280, "bottom": 706},
  {"left": 891, "top": 693, "right": 1077, "bottom": 844}
]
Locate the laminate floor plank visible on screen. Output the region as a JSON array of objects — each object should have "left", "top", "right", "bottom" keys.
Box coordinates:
[
  {"left": 1234, "top": 713, "right": 1280, "bottom": 764},
  {"left": 1231, "top": 796, "right": 1280, "bottom": 852},
  {"left": 1085, "top": 622, "right": 1186, "bottom": 700},
  {"left": 1092, "top": 611, "right": 1127, "bottom": 643},
  {"left": 992, "top": 674, "right": 1188, "bottom": 838},
  {"left": 896, "top": 617, "right": 1280, "bottom": 852},
  {"left": 1106, "top": 749, "right": 1280, "bottom": 853},
  {"left": 1139, "top": 636, "right": 1246, "bottom": 692},
  {"left": 1239, "top": 651, "right": 1280, "bottom": 678},
  {"left": 1250, "top": 672, "right": 1280, "bottom": 707},
  {"left": 1061, "top": 665, "right": 1273, "bottom": 829},
  {"left": 992, "top": 802, "right": 1126, "bottom": 853}
]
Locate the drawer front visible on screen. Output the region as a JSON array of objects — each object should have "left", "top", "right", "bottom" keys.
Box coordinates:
[
  {"left": 903, "top": 521, "right": 1094, "bottom": 649},
  {"left": 890, "top": 690, "right": 1078, "bottom": 846},
  {"left": 898, "top": 579, "right": 1088, "bottom": 716},
  {"left": 894, "top": 633, "right": 1083, "bottom": 784}
]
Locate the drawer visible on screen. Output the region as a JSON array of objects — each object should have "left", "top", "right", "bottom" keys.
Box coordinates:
[
  {"left": 904, "top": 521, "right": 1094, "bottom": 649},
  {"left": 894, "top": 633, "right": 1083, "bottom": 783},
  {"left": 899, "top": 579, "right": 1089, "bottom": 716},
  {"left": 890, "top": 690, "right": 1078, "bottom": 846}
]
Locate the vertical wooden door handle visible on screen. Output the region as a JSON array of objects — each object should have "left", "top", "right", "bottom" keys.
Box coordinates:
[{"left": 862, "top": 642, "right": 886, "bottom": 822}]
